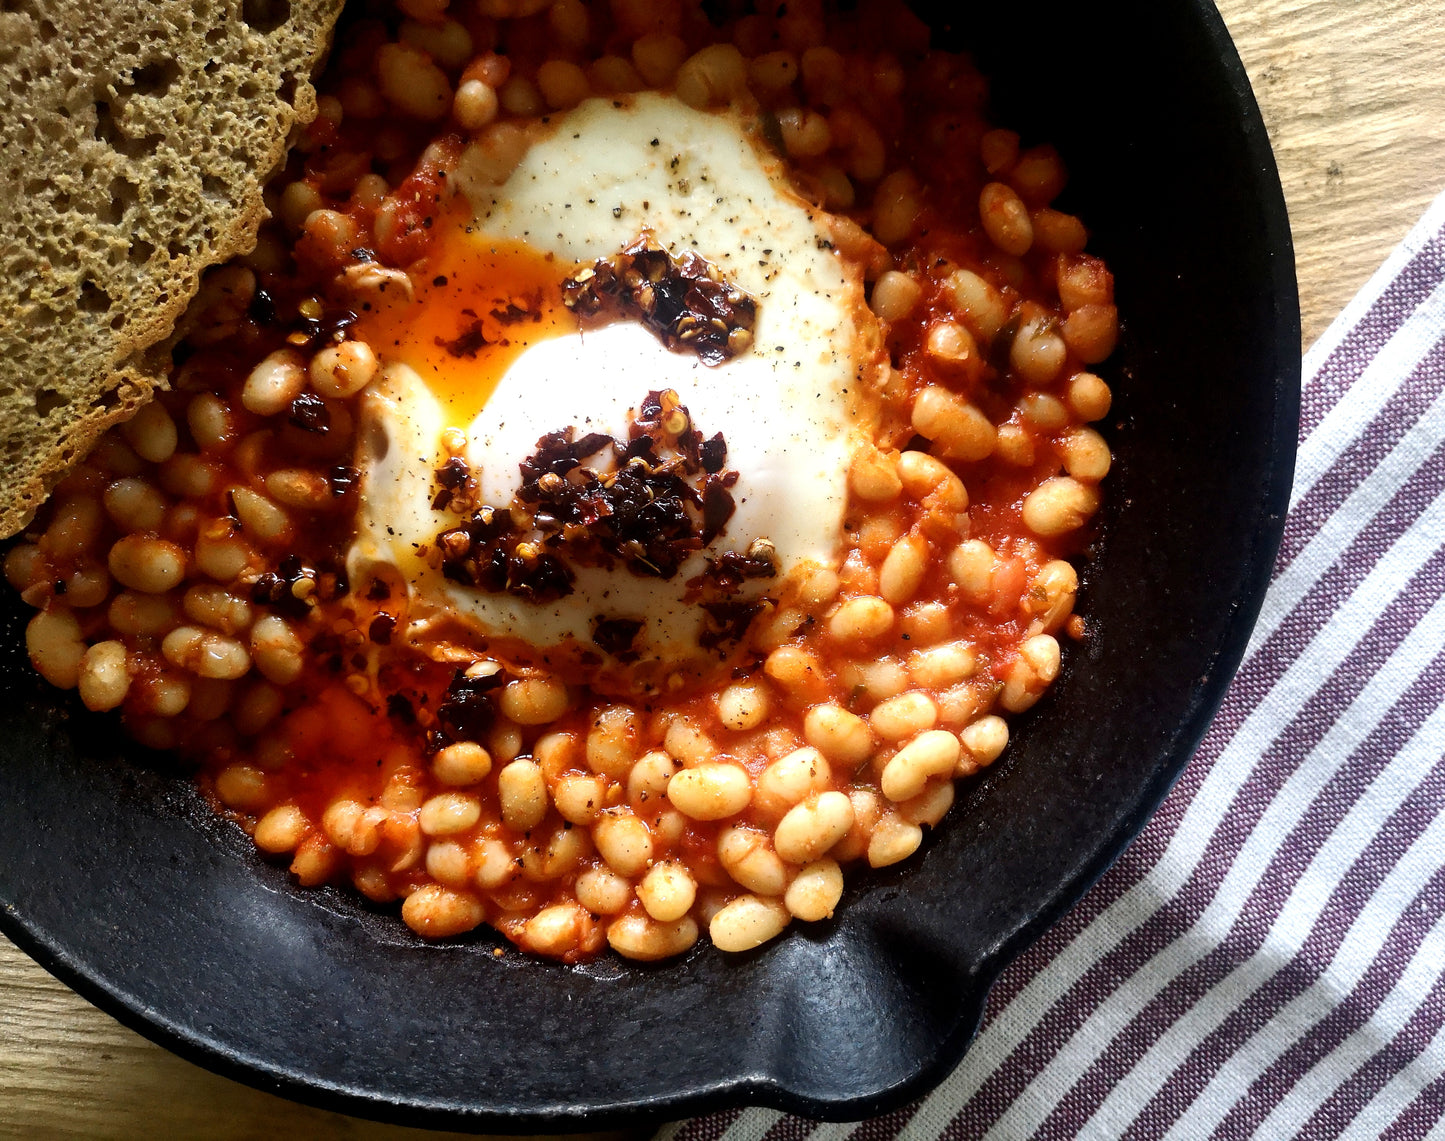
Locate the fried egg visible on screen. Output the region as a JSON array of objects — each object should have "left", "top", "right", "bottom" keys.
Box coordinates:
[{"left": 349, "top": 93, "right": 883, "bottom": 687}]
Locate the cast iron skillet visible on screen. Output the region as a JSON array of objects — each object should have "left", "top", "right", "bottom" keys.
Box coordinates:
[{"left": 0, "top": 0, "right": 1299, "bottom": 1129}]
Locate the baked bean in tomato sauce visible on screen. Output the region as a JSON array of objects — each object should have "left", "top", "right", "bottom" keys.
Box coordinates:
[{"left": 10, "top": 0, "right": 1114, "bottom": 963}]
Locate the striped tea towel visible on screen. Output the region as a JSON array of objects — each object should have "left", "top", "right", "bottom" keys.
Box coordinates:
[{"left": 660, "top": 189, "right": 1445, "bottom": 1141}]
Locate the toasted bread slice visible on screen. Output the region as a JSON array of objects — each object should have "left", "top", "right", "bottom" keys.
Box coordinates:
[{"left": 0, "top": 0, "right": 345, "bottom": 537}]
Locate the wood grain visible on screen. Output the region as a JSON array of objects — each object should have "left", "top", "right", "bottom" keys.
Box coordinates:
[
  {"left": 0, "top": 937, "right": 640, "bottom": 1141},
  {"left": 1224, "top": 0, "right": 1445, "bottom": 345},
  {"left": 4, "top": 2, "right": 1445, "bottom": 1136}
]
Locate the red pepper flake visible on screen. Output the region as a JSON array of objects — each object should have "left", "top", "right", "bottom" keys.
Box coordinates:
[
  {"left": 368, "top": 614, "right": 397, "bottom": 645},
  {"left": 699, "top": 471, "right": 739, "bottom": 546},
  {"left": 386, "top": 692, "right": 416, "bottom": 726},
  {"left": 695, "top": 545, "right": 778, "bottom": 595},
  {"left": 435, "top": 318, "right": 489, "bottom": 358},
  {"left": 699, "top": 432, "right": 727, "bottom": 473},
  {"left": 435, "top": 456, "right": 470, "bottom": 488},
  {"left": 430, "top": 667, "right": 509, "bottom": 751},
  {"left": 287, "top": 303, "right": 358, "bottom": 352},
  {"left": 431, "top": 390, "right": 779, "bottom": 655},
  {"left": 592, "top": 615, "right": 644, "bottom": 661},
  {"left": 248, "top": 286, "right": 277, "bottom": 326},
  {"left": 489, "top": 301, "right": 533, "bottom": 324},
  {"left": 698, "top": 600, "right": 764, "bottom": 650},
  {"left": 562, "top": 237, "right": 757, "bottom": 365},
  {"left": 251, "top": 555, "right": 330, "bottom": 618},
  {"left": 435, "top": 390, "right": 750, "bottom": 605},
  {"left": 288, "top": 392, "right": 330, "bottom": 434}
]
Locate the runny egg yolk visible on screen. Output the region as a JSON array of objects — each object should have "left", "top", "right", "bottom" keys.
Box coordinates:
[
  {"left": 351, "top": 233, "right": 577, "bottom": 427},
  {"left": 348, "top": 93, "right": 884, "bottom": 693}
]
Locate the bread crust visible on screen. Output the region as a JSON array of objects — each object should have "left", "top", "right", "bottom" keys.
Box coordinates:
[{"left": 0, "top": 0, "right": 345, "bottom": 537}]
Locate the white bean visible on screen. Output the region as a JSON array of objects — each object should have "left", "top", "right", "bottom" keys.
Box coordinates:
[
  {"left": 880, "top": 730, "right": 961, "bottom": 801},
  {"left": 77, "top": 640, "right": 131, "bottom": 712},
  {"left": 666, "top": 763, "right": 752, "bottom": 820},
  {"left": 773, "top": 791, "right": 854, "bottom": 864},
  {"left": 784, "top": 859, "right": 844, "bottom": 921},
  {"left": 607, "top": 913, "right": 699, "bottom": 961},
  {"left": 709, "top": 895, "right": 790, "bottom": 953},
  {"left": 242, "top": 349, "right": 307, "bottom": 416}
]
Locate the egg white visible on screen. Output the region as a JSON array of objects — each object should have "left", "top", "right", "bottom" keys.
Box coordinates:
[{"left": 350, "top": 93, "right": 882, "bottom": 681}]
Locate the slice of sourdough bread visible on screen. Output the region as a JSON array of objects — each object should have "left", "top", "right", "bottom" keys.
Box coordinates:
[{"left": 0, "top": 0, "right": 345, "bottom": 537}]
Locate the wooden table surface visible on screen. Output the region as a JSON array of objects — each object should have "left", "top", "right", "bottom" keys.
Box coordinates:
[{"left": 4, "top": 2, "right": 1445, "bottom": 1137}]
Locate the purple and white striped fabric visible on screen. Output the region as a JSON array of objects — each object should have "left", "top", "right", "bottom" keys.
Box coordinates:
[{"left": 660, "top": 189, "right": 1445, "bottom": 1141}]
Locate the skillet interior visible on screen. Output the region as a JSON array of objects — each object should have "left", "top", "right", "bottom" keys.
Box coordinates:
[{"left": 0, "top": 0, "right": 1299, "bottom": 1127}]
